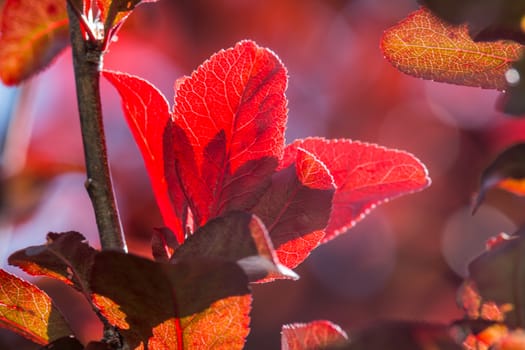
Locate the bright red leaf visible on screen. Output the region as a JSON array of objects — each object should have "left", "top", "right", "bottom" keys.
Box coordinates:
[
  {"left": 283, "top": 138, "right": 430, "bottom": 242},
  {"left": 253, "top": 148, "right": 335, "bottom": 269},
  {"left": 109, "top": 41, "right": 287, "bottom": 241},
  {"left": 102, "top": 71, "right": 181, "bottom": 239},
  {"left": 0, "top": 0, "right": 69, "bottom": 85},
  {"left": 0, "top": 269, "right": 72, "bottom": 345},
  {"left": 381, "top": 7, "right": 523, "bottom": 90},
  {"left": 167, "top": 40, "right": 287, "bottom": 233},
  {"left": 281, "top": 320, "right": 348, "bottom": 350},
  {"left": 91, "top": 251, "right": 251, "bottom": 349}
]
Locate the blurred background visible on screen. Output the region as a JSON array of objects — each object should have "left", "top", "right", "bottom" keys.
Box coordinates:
[{"left": 1, "top": 0, "right": 525, "bottom": 348}]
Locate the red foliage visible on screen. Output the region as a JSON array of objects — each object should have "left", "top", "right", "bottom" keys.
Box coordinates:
[{"left": 107, "top": 40, "right": 430, "bottom": 272}]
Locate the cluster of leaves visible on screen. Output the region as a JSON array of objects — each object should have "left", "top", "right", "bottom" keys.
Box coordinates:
[
  {"left": 381, "top": 1, "right": 525, "bottom": 349},
  {"left": 0, "top": 0, "right": 433, "bottom": 349},
  {"left": 5, "top": 0, "right": 525, "bottom": 348}
]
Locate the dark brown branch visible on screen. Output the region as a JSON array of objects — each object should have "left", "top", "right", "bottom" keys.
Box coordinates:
[{"left": 66, "top": 3, "right": 126, "bottom": 252}]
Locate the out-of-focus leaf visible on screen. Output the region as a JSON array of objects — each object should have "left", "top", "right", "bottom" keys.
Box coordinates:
[
  {"left": 281, "top": 320, "right": 349, "bottom": 350},
  {"left": 419, "top": 0, "right": 525, "bottom": 43},
  {"left": 167, "top": 40, "right": 287, "bottom": 234},
  {"left": 0, "top": 269, "right": 72, "bottom": 345},
  {"left": 97, "top": 0, "right": 158, "bottom": 34},
  {"left": 102, "top": 71, "right": 181, "bottom": 240},
  {"left": 8, "top": 231, "right": 97, "bottom": 292},
  {"left": 458, "top": 280, "right": 510, "bottom": 322},
  {"left": 40, "top": 336, "right": 83, "bottom": 350},
  {"left": 500, "top": 56, "right": 525, "bottom": 116},
  {"left": 171, "top": 211, "right": 298, "bottom": 282},
  {"left": 380, "top": 7, "right": 523, "bottom": 90},
  {"left": 467, "top": 231, "right": 525, "bottom": 328},
  {"left": 496, "top": 329, "right": 525, "bottom": 349},
  {"left": 253, "top": 148, "right": 335, "bottom": 269},
  {"left": 340, "top": 321, "right": 461, "bottom": 350},
  {"left": 0, "top": 0, "right": 69, "bottom": 85},
  {"left": 473, "top": 143, "right": 525, "bottom": 213},
  {"left": 283, "top": 138, "right": 430, "bottom": 243},
  {"left": 90, "top": 251, "right": 251, "bottom": 349}
]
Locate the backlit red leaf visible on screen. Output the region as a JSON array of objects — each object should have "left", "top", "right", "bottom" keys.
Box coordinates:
[
  {"left": 0, "top": 269, "right": 72, "bottom": 345},
  {"left": 102, "top": 71, "right": 182, "bottom": 240},
  {"left": 253, "top": 148, "right": 335, "bottom": 269},
  {"left": 168, "top": 40, "right": 287, "bottom": 233},
  {"left": 90, "top": 251, "right": 251, "bottom": 349},
  {"left": 381, "top": 7, "right": 523, "bottom": 90},
  {"left": 0, "top": 0, "right": 69, "bottom": 85},
  {"left": 281, "top": 320, "right": 348, "bottom": 350},
  {"left": 170, "top": 211, "right": 298, "bottom": 282},
  {"left": 284, "top": 138, "right": 430, "bottom": 242}
]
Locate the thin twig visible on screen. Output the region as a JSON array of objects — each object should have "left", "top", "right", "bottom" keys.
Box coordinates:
[{"left": 66, "top": 2, "right": 127, "bottom": 252}]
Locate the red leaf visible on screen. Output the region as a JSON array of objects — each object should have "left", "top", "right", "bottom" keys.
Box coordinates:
[
  {"left": 8, "top": 231, "right": 97, "bottom": 292},
  {"left": 0, "top": 269, "right": 72, "bottom": 345},
  {"left": 102, "top": 71, "right": 184, "bottom": 240},
  {"left": 284, "top": 138, "right": 430, "bottom": 242},
  {"left": 170, "top": 211, "right": 298, "bottom": 282},
  {"left": 253, "top": 148, "right": 335, "bottom": 269},
  {"left": 0, "top": 0, "right": 69, "bottom": 85},
  {"left": 91, "top": 251, "right": 251, "bottom": 349},
  {"left": 380, "top": 7, "right": 523, "bottom": 90},
  {"left": 281, "top": 320, "right": 348, "bottom": 350},
  {"left": 167, "top": 40, "right": 287, "bottom": 233}
]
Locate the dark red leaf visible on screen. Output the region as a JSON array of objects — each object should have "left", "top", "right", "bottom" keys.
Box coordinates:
[
  {"left": 8, "top": 231, "right": 97, "bottom": 293},
  {"left": 472, "top": 143, "right": 525, "bottom": 213},
  {"left": 284, "top": 138, "right": 430, "bottom": 243},
  {"left": 84, "top": 341, "right": 113, "bottom": 350},
  {"left": 499, "top": 55, "right": 525, "bottom": 115},
  {"left": 90, "top": 251, "right": 251, "bottom": 349},
  {"left": 0, "top": 269, "right": 72, "bottom": 345},
  {"left": 167, "top": 40, "right": 287, "bottom": 233},
  {"left": 102, "top": 71, "right": 184, "bottom": 240},
  {"left": 419, "top": 0, "right": 525, "bottom": 43},
  {"left": 151, "top": 227, "right": 180, "bottom": 262},
  {"left": 253, "top": 148, "right": 335, "bottom": 269},
  {"left": 0, "top": 0, "right": 69, "bottom": 85},
  {"left": 40, "top": 336, "right": 83, "bottom": 350},
  {"left": 170, "top": 211, "right": 297, "bottom": 282},
  {"left": 281, "top": 320, "right": 348, "bottom": 350},
  {"left": 467, "top": 231, "right": 524, "bottom": 328}
]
